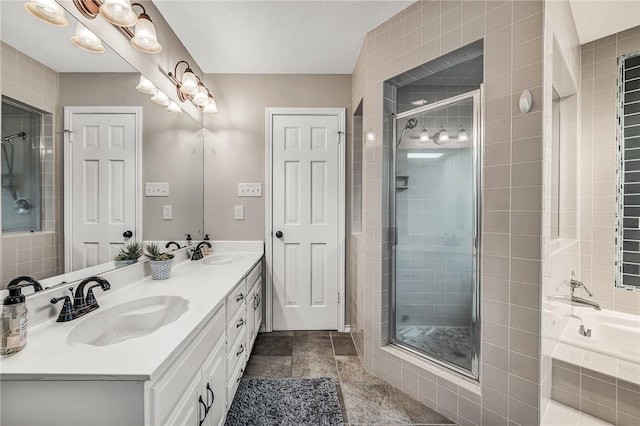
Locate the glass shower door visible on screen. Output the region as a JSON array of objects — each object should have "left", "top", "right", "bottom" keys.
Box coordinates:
[{"left": 392, "top": 91, "right": 480, "bottom": 377}]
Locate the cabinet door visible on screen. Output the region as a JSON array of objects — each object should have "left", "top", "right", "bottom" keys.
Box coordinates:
[
  {"left": 162, "top": 372, "right": 203, "bottom": 426},
  {"left": 253, "top": 282, "right": 263, "bottom": 336},
  {"left": 201, "top": 338, "right": 226, "bottom": 426},
  {"left": 246, "top": 285, "right": 256, "bottom": 353}
]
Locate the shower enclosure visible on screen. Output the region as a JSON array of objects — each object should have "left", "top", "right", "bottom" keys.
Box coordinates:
[
  {"left": 1, "top": 98, "right": 43, "bottom": 232},
  {"left": 391, "top": 90, "right": 481, "bottom": 378}
]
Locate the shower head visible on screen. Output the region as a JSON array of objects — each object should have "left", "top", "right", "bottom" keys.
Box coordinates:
[
  {"left": 1, "top": 132, "right": 27, "bottom": 144},
  {"left": 396, "top": 118, "right": 419, "bottom": 146}
]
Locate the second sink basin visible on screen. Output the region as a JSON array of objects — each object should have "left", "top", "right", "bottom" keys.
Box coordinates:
[
  {"left": 66, "top": 295, "right": 189, "bottom": 347},
  {"left": 202, "top": 254, "right": 245, "bottom": 265}
]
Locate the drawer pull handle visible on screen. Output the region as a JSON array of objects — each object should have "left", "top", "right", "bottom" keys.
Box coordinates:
[
  {"left": 237, "top": 344, "right": 245, "bottom": 356},
  {"left": 206, "top": 383, "right": 214, "bottom": 411},
  {"left": 198, "top": 395, "right": 208, "bottom": 425},
  {"left": 236, "top": 293, "right": 245, "bottom": 302},
  {"left": 237, "top": 368, "right": 244, "bottom": 383},
  {"left": 254, "top": 295, "right": 261, "bottom": 310},
  {"left": 236, "top": 318, "right": 245, "bottom": 328}
]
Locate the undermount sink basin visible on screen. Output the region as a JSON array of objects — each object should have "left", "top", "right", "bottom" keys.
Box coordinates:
[
  {"left": 201, "top": 254, "right": 245, "bottom": 265},
  {"left": 66, "top": 296, "right": 189, "bottom": 347}
]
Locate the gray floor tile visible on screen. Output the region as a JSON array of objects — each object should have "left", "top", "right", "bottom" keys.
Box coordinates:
[
  {"left": 251, "top": 335, "right": 292, "bottom": 356},
  {"left": 336, "top": 356, "right": 385, "bottom": 384},
  {"left": 292, "top": 335, "right": 334, "bottom": 356},
  {"left": 244, "top": 355, "right": 292, "bottom": 378},
  {"left": 391, "top": 388, "right": 454, "bottom": 424},
  {"left": 291, "top": 356, "right": 339, "bottom": 379},
  {"left": 294, "top": 330, "right": 331, "bottom": 336},
  {"left": 333, "top": 335, "right": 358, "bottom": 356},
  {"left": 264, "top": 331, "right": 294, "bottom": 336},
  {"left": 341, "top": 383, "right": 412, "bottom": 424}
]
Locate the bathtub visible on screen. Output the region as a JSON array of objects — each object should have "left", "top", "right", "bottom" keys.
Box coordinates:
[{"left": 554, "top": 306, "right": 640, "bottom": 385}]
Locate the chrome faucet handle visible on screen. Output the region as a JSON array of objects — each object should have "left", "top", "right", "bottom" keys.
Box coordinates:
[{"left": 569, "top": 271, "right": 593, "bottom": 297}]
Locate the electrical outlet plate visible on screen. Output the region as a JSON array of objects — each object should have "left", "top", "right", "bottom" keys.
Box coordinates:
[
  {"left": 145, "top": 182, "right": 169, "bottom": 197},
  {"left": 238, "top": 183, "right": 262, "bottom": 197}
]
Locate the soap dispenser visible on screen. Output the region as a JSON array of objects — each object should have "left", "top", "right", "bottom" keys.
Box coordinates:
[
  {"left": 1, "top": 276, "right": 42, "bottom": 355},
  {"left": 185, "top": 233, "right": 192, "bottom": 246}
]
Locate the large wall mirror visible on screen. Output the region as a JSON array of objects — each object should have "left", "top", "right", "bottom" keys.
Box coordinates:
[{"left": 1, "top": 1, "right": 204, "bottom": 291}]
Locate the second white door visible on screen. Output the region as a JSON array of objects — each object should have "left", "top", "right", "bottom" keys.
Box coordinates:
[{"left": 272, "top": 113, "right": 342, "bottom": 330}]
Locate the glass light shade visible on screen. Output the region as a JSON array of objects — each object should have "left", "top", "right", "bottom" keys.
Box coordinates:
[
  {"left": 130, "top": 15, "right": 162, "bottom": 54},
  {"left": 150, "top": 91, "right": 170, "bottom": 106},
  {"left": 419, "top": 127, "right": 430, "bottom": 143},
  {"left": 25, "top": 0, "right": 69, "bottom": 27},
  {"left": 192, "top": 85, "right": 209, "bottom": 107},
  {"left": 99, "top": 0, "right": 138, "bottom": 27},
  {"left": 135, "top": 75, "right": 157, "bottom": 95},
  {"left": 435, "top": 125, "right": 449, "bottom": 145},
  {"left": 166, "top": 101, "right": 182, "bottom": 114},
  {"left": 203, "top": 97, "right": 218, "bottom": 114},
  {"left": 457, "top": 126, "right": 469, "bottom": 142},
  {"left": 179, "top": 70, "right": 198, "bottom": 96},
  {"left": 70, "top": 23, "right": 105, "bottom": 53}
]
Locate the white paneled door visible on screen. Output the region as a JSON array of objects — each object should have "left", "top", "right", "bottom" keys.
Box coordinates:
[
  {"left": 271, "top": 112, "right": 344, "bottom": 330},
  {"left": 64, "top": 107, "right": 141, "bottom": 272}
]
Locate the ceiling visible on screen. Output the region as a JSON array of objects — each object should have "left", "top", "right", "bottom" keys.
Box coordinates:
[
  {"left": 0, "top": 1, "right": 132, "bottom": 72},
  {"left": 568, "top": 0, "right": 640, "bottom": 44},
  {"left": 153, "top": 0, "right": 412, "bottom": 74}
]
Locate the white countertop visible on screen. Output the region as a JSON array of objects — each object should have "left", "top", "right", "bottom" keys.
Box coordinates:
[{"left": 0, "top": 243, "right": 263, "bottom": 382}]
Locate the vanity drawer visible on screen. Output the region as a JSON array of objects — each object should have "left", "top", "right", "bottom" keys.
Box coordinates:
[
  {"left": 246, "top": 260, "right": 262, "bottom": 290},
  {"left": 226, "top": 300, "right": 247, "bottom": 351},
  {"left": 148, "top": 305, "right": 225, "bottom": 426},
  {"left": 226, "top": 351, "right": 245, "bottom": 408},
  {"left": 226, "top": 279, "right": 247, "bottom": 321},
  {"left": 226, "top": 326, "right": 247, "bottom": 383}
]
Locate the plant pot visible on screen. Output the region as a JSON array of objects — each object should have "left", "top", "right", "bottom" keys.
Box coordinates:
[
  {"left": 114, "top": 259, "right": 137, "bottom": 268},
  {"left": 149, "top": 259, "right": 173, "bottom": 280}
]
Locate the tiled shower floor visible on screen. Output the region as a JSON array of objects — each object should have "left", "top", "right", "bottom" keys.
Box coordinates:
[
  {"left": 244, "top": 331, "right": 454, "bottom": 425},
  {"left": 396, "top": 325, "right": 472, "bottom": 371}
]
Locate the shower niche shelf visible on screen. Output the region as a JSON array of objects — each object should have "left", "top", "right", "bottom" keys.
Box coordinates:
[{"left": 396, "top": 175, "right": 409, "bottom": 190}]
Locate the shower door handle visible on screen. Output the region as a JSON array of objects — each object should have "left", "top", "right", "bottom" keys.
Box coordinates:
[{"left": 123, "top": 230, "right": 133, "bottom": 238}]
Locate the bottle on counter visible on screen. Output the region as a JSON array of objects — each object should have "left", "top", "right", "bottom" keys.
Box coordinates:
[{"left": 1, "top": 276, "right": 42, "bottom": 356}]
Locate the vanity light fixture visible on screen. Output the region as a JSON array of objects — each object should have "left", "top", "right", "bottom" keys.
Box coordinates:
[
  {"left": 135, "top": 75, "right": 157, "bottom": 95},
  {"left": 166, "top": 101, "right": 182, "bottom": 114},
  {"left": 411, "top": 99, "right": 428, "bottom": 106},
  {"left": 70, "top": 22, "right": 105, "bottom": 53},
  {"left": 150, "top": 90, "right": 170, "bottom": 106},
  {"left": 168, "top": 61, "right": 220, "bottom": 113},
  {"left": 25, "top": 0, "right": 69, "bottom": 27},
  {"left": 419, "top": 126, "right": 430, "bottom": 143},
  {"left": 457, "top": 125, "right": 469, "bottom": 142}
]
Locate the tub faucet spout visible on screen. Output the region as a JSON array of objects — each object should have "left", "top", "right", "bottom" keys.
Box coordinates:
[
  {"left": 571, "top": 296, "right": 601, "bottom": 311},
  {"left": 568, "top": 271, "right": 601, "bottom": 310}
]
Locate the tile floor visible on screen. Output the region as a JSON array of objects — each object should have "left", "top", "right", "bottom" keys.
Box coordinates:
[{"left": 244, "top": 331, "right": 454, "bottom": 425}]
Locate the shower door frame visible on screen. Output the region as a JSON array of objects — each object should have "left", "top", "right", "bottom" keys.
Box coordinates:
[{"left": 390, "top": 89, "right": 482, "bottom": 380}]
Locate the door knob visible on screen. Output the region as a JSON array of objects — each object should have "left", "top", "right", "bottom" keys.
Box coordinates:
[
  {"left": 275, "top": 231, "right": 283, "bottom": 239},
  {"left": 123, "top": 230, "right": 133, "bottom": 238}
]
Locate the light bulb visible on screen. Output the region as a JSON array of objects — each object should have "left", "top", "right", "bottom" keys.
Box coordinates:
[
  {"left": 419, "top": 127, "right": 430, "bottom": 143},
  {"left": 70, "top": 23, "right": 105, "bottom": 53},
  {"left": 135, "top": 75, "right": 157, "bottom": 95},
  {"left": 192, "top": 85, "right": 209, "bottom": 107},
  {"left": 24, "top": 0, "right": 69, "bottom": 27},
  {"left": 130, "top": 13, "right": 162, "bottom": 53},
  {"left": 100, "top": 0, "right": 138, "bottom": 27},
  {"left": 203, "top": 96, "right": 218, "bottom": 114},
  {"left": 179, "top": 69, "right": 198, "bottom": 96},
  {"left": 457, "top": 125, "right": 469, "bottom": 142},
  {"left": 166, "top": 102, "right": 182, "bottom": 114},
  {"left": 150, "top": 91, "right": 170, "bottom": 106}
]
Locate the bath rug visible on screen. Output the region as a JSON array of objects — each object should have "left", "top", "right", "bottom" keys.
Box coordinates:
[{"left": 225, "top": 377, "right": 344, "bottom": 426}]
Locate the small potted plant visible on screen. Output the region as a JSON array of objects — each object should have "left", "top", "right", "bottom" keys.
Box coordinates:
[
  {"left": 114, "top": 241, "right": 143, "bottom": 268},
  {"left": 144, "top": 242, "right": 175, "bottom": 280}
]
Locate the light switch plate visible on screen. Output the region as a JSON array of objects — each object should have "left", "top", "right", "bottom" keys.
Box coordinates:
[
  {"left": 234, "top": 205, "right": 244, "bottom": 220},
  {"left": 238, "top": 183, "right": 262, "bottom": 197},
  {"left": 146, "top": 182, "right": 169, "bottom": 197},
  {"left": 163, "top": 205, "right": 172, "bottom": 220}
]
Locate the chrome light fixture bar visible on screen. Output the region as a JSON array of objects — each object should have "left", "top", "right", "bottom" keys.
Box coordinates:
[{"left": 168, "top": 61, "right": 219, "bottom": 114}]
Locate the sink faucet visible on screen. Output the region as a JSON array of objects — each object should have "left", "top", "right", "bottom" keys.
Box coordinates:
[
  {"left": 191, "top": 241, "right": 212, "bottom": 261},
  {"left": 569, "top": 272, "right": 601, "bottom": 311},
  {"left": 51, "top": 277, "right": 111, "bottom": 322},
  {"left": 165, "top": 241, "right": 181, "bottom": 251}
]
